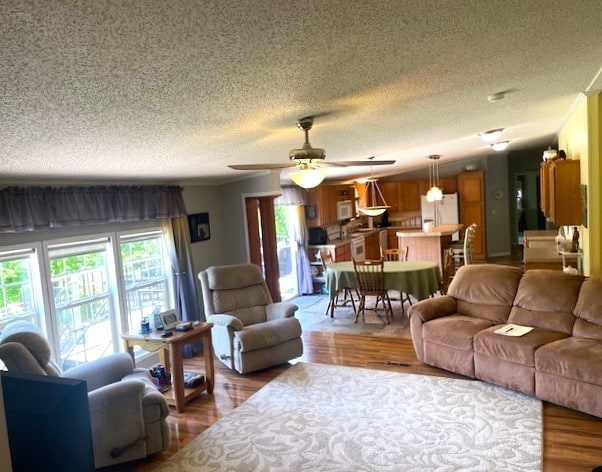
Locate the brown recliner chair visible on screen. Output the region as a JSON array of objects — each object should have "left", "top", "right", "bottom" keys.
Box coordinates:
[
  {"left": 0, "top": 321, "right": 170, "bottom": 469},
  {"left": 199, "top": 263, "right": 303, "bottom": 374}
]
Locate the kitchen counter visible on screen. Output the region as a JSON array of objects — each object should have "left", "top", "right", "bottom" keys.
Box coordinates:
[
  {"left": 395, "top": 224, "right": 463, "bottom": 238},
  {"left": 396, "top": 224, "right": 463, "bottom": 273}
]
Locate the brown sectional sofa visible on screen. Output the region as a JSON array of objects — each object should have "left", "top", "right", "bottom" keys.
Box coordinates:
[{"left": 407, "top": 264, "right": 602, "bottom": 418}]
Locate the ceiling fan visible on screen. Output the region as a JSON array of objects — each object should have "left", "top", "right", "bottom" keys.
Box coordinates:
[{"left": 228, "top": 116, "right": 395, "bottom": 188}]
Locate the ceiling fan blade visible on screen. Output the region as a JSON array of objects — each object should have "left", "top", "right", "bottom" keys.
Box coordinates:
[
  {"left": 334, "top": 160, "right": 396, "bottom": 167},
  {"left": 229, "top": 163, "right": 296, "bottom": 170}
]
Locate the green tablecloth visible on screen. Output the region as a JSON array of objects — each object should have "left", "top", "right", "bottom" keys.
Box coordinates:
[{"left": 326, "top": 261, "right": 441, "bottom": 301}]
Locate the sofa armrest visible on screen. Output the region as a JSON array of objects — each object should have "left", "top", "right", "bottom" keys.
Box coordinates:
[
  {"left": 0, "top": 342, "right": 47, "bottom": 375},
  {"left": 407, "top": 295, "right": 457, "bottom": 323},
  {"left": 266, "top": 302, "right": 298, "bottom": 321},
  {"left": 64, "top": 352, "right": 135, "bottom": 392},
  {"left": 87, "top": 379, "right": 148, "bottom": 468},
  {"left": 207, "top": 314, "right": 244, "bottom": 331}
]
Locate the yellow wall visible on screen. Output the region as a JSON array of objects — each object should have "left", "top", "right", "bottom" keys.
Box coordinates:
[{"left": 558, "top": 93, "right": 601, "bottom": 276}]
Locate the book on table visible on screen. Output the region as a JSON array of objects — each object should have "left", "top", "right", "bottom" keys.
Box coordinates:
[{"left": 494, "top": 323, "right": 534, "bottom": 337}]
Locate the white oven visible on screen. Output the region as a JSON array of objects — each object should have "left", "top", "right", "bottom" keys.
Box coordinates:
[{"left": 351, "top": 236, "right": 365, "bottom": 261}]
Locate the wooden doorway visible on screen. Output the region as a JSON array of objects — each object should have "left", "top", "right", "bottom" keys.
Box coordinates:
[{"left": 245, "top": 195, "right": 281, "bottom": 302}]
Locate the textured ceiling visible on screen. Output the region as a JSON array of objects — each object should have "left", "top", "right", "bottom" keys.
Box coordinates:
[{"left": 1, "top": 0, "right": 601, "bottom": 185}]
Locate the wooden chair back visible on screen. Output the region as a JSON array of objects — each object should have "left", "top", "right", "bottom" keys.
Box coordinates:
[
  {"left": 463, "top": 224, "right": 477, "bottom": 265},
  {"left": 380, "top": 246, "right": 408, "bottom": 261},
  {"left": 353, "top": 258, "right": 386, "bottom": 296},
  {"left": 440, "top": 248, "right": 455, "bottom": 294},
  {"left": 319, "top": 249, "right": 333, "bottom": 271}
]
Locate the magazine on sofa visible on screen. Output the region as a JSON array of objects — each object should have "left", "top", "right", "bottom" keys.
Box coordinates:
[{"left": 494, "top": 323, "right": 534, "bottom": 337}]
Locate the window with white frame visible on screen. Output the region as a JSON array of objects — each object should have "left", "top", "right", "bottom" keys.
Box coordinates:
[
  {"left": 0, "top": 247, "right": 43, "bottom": 329},
  {"left": 0, "top": 228, "right": 174, "bottom": 370}
]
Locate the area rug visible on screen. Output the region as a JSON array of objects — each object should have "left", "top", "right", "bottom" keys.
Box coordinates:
[
  {"left": 292, "top": 294, "right": 412, "bottom": 338},
  {"left": 154, "top": 362, "right": 542, "bottom": 471}
]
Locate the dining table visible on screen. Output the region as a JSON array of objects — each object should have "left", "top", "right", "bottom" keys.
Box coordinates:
[{"left": 325, "top": 260, "right": 441, "bottom": 317}]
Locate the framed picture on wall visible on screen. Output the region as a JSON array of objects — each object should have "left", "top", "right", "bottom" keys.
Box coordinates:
[{"left": 188, "top": 212, "right": 210, "bottom": 242}]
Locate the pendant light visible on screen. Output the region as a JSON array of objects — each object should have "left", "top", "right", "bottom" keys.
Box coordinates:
[
  {"left": 357, "top": 157, "right": 390, "bottom": 216},
  {"left": 426, "top": 155, "right": 443, "bottom": 202}
]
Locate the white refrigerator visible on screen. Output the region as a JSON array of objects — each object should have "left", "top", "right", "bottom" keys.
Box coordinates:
[{"left": 421, "top": 193, "right": 460, "bottom": 241}]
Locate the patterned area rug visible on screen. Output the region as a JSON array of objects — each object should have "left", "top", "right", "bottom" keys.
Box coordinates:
[
  {"left": 292, "top": 294, "right": 412, "bottom": 338},
  {"left": 154, "top": 362, "right": 542, "bottom": 472}
]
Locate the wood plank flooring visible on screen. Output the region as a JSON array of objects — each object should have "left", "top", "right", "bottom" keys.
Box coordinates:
[{"left": 112, "top": 331, "right": 602, "bottom": 472}]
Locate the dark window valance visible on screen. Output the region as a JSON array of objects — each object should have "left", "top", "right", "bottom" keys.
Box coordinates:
[{"left": 0, "top": 186, "right": 187, "bottom": 233}]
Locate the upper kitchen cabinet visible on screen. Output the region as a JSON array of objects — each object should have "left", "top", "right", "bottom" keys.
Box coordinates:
[
  {"left": 540, "top": 159, "right": 582, "bottom": 226},
  {"left": 305, "top": 186, "right": 332, "bottom": 227},
  {"left": 398, "top": 181, "right": 420, "bottom": 211},
  {"left": 457, "top": 171, "right": 486, "bottom": 260},
  {"left": 378, "top": 180, "right": 420, "bottom": 211},
  {"left": 379, "top": 182, "right": 400, "bottom": 212},
  {"left": 305, "top": 184, "right": 355, "bottom": 227},
  {"left": 417, "top": 177, "right": 457, "bottom": 197}
]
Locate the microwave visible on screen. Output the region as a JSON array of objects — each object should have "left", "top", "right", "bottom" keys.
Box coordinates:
[{"left": 336, "top": 200, "right": 354, "bottom": 221}]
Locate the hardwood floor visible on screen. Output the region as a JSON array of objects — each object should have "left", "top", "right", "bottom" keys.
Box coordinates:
[{"left": 114, "top": 331, "right": 602, "bottom": 472}]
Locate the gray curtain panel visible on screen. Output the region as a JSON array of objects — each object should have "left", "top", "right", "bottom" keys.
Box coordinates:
[
  {"left": 0, "top": 185, "right": 186, "bottom": 233},
  {"left": 162, "top": 216, "right": 203, "bottom": 357}
]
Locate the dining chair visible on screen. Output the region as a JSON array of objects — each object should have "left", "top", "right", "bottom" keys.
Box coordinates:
[
  {"left": 352, "top": 258, "right": 393, "bottom": 324},
  {"left": 451, "top": 224, "right": 477, "bottom": 270},
  {"left": 380, "top": 246, "right": 412, "bottom": 313},
  {"left": 380, "top": 247, "right": 408, "bottom": 261},
  {"left": 439, "top": 248, "right": 455, "bottom": 295},
  {"left": 320, "top": 249, "right": 357, "bottom": 317}
]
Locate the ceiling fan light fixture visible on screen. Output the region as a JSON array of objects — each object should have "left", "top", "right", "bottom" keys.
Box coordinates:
[
  {"left": 491, "top": 141, "right": 509, "bottom": 152},
  {"left": 290, "top": 163, "right": 325, "bottom": 189},
  {"left": 479, "top": 128, "right": 504, "bottom": 142}
]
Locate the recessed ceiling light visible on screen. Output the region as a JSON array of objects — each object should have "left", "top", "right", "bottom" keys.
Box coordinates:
[
  {"left": 479, "top": 129, "right": 504, "bottom": 142},
  {"left": 491, "top": 141, "right": 509, "bottom": 152},
  {"left": 488, "top": 92, "right": 505, "bottom": 102}
]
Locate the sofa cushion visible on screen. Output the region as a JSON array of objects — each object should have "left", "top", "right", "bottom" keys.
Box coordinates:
[
  {"left": 573, "top": 277, "right": 602, "bottom": 339},
  {"left": 474, "top": 326, "right": 568, "bottom": 367},
  {"left": 234, "top": 317, "right": 302, "bottom": 352},
  {"left": 508, "top": 270, "right": 583, "bottom": 334},
  {"left": 447, "top": 264, "right": 523, "bottom": 323},
  {"left": 535, "top": 337, "right": 602, "bottom": 385},
  {"left": 423, "top": 315, "right": 492, "bottom": 351}
]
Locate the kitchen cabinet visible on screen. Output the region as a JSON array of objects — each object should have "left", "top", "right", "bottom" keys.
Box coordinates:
[
  {"left": 363, "top": 231, "right": 380, "bottom": 259},
  {"left": 305, "top": 184, "right": 355, "bottom": 227},
  {"left": 398, "top": 181, "right": 420, "bottom": 211},
  {"left": 417, "top": 177, "right": 457, "bottom": 197},
  {"left": 457, "top": 171, "right": 486, "bottom": 260},
  {"left": 378, "top": 182, "right": 400, "bottom": 212},
  {"left": 539, "top": 159, "right": 581, "bottom": 226},
  {"left": 378, "top": 180, "right": 420, "bottom": 211}
]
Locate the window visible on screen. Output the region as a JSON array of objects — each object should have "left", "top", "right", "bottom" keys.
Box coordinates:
[
  {"left": 119, "top": 231, "right": 172, "bottom": 334},
  {"left": 0, "top": 247, "right": 43, "bottom": 330},
  {"left": 0, "top": 228, "right": 174, "bottom": 369},
  {"left": 47, "top": 238, "right": 114, "bottom": 369}
]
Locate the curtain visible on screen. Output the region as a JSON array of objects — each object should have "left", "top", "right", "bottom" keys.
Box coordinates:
[
  {"left": 276, "top": 186, "right": 313, "bottom": 294},
  {"left": 161, "top": 216, "right": 202, "bottom": 357},
  {"left": 0, "top": 185, "right": 186, "bottom": 233},
  {"left": 292, "top": 205, "right": 313, "bottom": 294}
]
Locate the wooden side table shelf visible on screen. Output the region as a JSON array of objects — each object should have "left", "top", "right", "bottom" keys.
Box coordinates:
[{"left": 121, "top": 322, "right": 214, "bottom": 413}]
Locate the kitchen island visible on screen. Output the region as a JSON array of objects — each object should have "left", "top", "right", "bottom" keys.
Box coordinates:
[{"left": 396, "top": 224, "right": 463, "bottom": 273}]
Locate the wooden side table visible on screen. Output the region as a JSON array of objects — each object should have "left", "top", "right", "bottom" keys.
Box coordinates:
[
  {"left": 121, "top": 322, "right": 214, "bottom": 413},
  {"left": 559, "top": 250, "right": 583, "bottom": 274}
]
